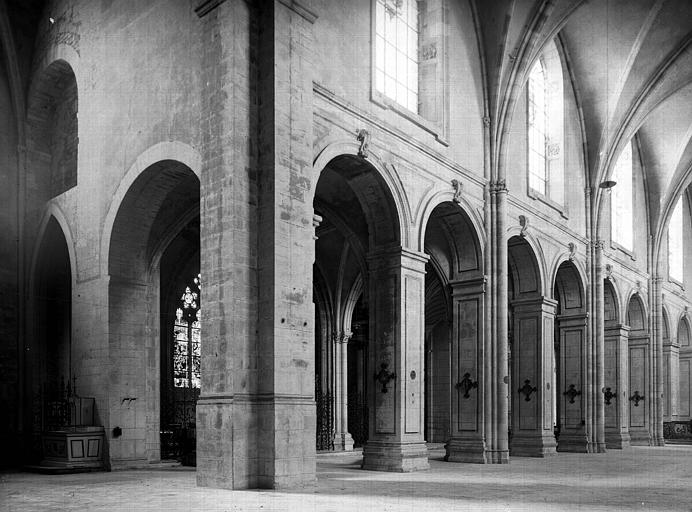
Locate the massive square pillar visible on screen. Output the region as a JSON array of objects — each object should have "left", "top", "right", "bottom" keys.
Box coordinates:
[
  {"left": 628, "top": 331, "right": 651, "bottom": 445},
  {"left": 445, "top": 277, "right": 487, "bottom": 463},
  {"left": 510, "top": 297, "right": 557, "bottom": 457},
  {"left": 556, "top": 313, "right": 589, "bottom": 452},
  {"left": 604, "top": 324, "right": 631, "bottom": 448},
  {"left": 362, "top": 247, "right": 429, "bottom": 472}
]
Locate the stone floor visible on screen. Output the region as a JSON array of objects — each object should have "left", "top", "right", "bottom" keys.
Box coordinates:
[{"left": 2, "top": 445, "right": 691, "bottom": 511}]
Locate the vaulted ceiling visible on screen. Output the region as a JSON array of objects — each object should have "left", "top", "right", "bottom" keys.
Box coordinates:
[{"left": 475, "top": 0, "right": 692, "bottom": 239}]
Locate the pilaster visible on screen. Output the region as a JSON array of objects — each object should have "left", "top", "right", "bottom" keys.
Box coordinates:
[
  {"left": 604, "top": 324, "right": 631, "bottom": 448},
  {"left": 510, "top": 296, "right": 557, "bottom": 457},
  {"left": 556, "top": 313, "right": 590, "bottom": 453},
  {"left": 445, "top": 277, "right": 487, "bottom": 463},
  {"left": 362, "top": 247, "right": 429, "bottom": 472}
]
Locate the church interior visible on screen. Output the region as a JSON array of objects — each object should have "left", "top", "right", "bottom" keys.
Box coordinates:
[{"left": 1, "top": 0, "right": 692, "bottom": 508}]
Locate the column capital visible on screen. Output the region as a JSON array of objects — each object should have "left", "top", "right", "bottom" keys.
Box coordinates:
[
  {"left": 489, "top": 179, "right": 508, "bottom": 195},
  {"left": 511, "top": 295, "right": 558, "bottom": 314},
  {"left": 449, "top": 276, "right": 486, "bottom": 296},
  {"left": 590, "top": 239, "right": 605, "bottom": 251},
  {"left": 367, "top": 245, "right": 429, "bottom": 271}
]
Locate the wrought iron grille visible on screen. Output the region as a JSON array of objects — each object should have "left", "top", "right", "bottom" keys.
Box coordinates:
[
  {"left": 347, "top": 390, "right": 368, "bottom": 448},
  {"left": 316, "top": 382, "right": 334, "bottom": 451}
]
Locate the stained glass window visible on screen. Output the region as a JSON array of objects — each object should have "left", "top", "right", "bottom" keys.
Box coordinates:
[
  {"left": 611, "top": 143, "right": 633, "bottom": 251},
  {"left": 528, "top": 58, "right": 548, "bottom": 195},
  {"left": 375, "top": 0, "right": 419, "bottom": 112},
  {"left": 173, "top": 274, "right": 201, "bottom": 388},
  {"left": 669, "top": 197, "right": 684, "bottom": 282}
]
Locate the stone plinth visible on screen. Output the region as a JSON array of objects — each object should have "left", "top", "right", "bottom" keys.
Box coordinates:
[{"left": 40, "top": 426, "right": 105, "bottom": 471}]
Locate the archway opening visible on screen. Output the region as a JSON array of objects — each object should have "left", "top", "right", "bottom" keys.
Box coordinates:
[
  {"left": 626, "top": 293, "right": 650, "bottom": 445},
  {"left": 29, "top": 217, "right": 72, "bottom": 461},
  {"left": 552, "top": 260, "right": 587, "bottom": 452},
  {"left": 422, "top": 200, "right": 483, "bottom": 460},
  {"left": 603, "top": 278, "right": 630, "bottom": 449},
  {"left": 159, "top": 219, "right": 200, "bottom": 465},
  {"left": 507, "top": 236, "right": 555, "bottom": 456},
  {"left": 108, "top": 160, "right": 200, "bottom": 466},
  {"left": 313, "top": 155, "right": 400, "bottom": 453},
  {"left": 25, "top": 60, "right": 78, "bottom": 232}
]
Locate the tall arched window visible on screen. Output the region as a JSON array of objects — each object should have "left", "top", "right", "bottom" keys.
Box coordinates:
[
  {"left": 669, "top": 196, "right": 684, "bottom": 282},
  {"left": 375, "top": 0, "right": 419, "bottom": 112},
  {"left": 527, "top": 40, "right": 564, "bottom": 204},
  {"left": 528, "top": 59, "right": 547, "bottom": 195},
  {"left": 173, "top": 274, "right": 201, "bottom": 388},
  {"left": 611, "top": 142, "right": 633, "bottom": 251}
]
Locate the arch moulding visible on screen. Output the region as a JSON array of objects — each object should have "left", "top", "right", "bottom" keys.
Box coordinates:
[
  {"left": 99, "top": 141, "right": 202, "bottom": 278},
  {"left": 312, "top": 138, "right": 411, "bottom": 248}
]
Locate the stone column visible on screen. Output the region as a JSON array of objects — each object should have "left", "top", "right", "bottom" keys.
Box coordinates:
[
  {"left": 445, "top": 277, "right": 487, "bottom": 463},
  {"left": 492, "top": 179, "right": 510, "bottom": 463},
  {"left": 510, "top": 296, "right": 557, "bottom": 457},
  {"left": 556, "top": 313, "right": 590, "bottom": 452},
  {"left": 651, "top": 277, "right": 665, "bottom": 446},
  {"left": 333, "top": 332, "right": 354, "bottom": 451},
  {"left": 663, "top": 339, "right": 679, "bottom": 421},
  {"left": 362, "top": 246, "right": 429, "bottom": 472},
  {"left": 604, "top": 324, "right": 631, "bottom": 448},
  {"left": 593, "top": 241, "right": 606, "bottom": 452}
]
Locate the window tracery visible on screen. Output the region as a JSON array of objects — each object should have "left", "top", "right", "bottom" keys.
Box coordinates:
[{"left": 173, "top": 274, "right": 202, "bottom": 388}]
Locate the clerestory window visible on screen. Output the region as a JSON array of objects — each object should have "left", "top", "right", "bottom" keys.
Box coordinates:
[
  {"left": 669, "top": 196, "right": 684, "bottom": 283},
  {"left": 527, "top": 40, "right": 564, "bottom": 206},
  {"left": 372, "top": 0, "right": 448, "bottom": 140},
  {"left": 611, "top": 142, "right": 633, "bottom": 251},
  {"left": 375, "top": 0, "right": 419, "bottom": 112}
]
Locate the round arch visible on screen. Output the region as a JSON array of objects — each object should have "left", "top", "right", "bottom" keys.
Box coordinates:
[
  {"left": 312, "top": 139, "right": 410, "bottom": 247},
  {"left": 548, "top": 253, "right": 588, "bottom": 304},
  {"left": 625, "top": 291, "right": 649, "bottom": 331},
  {"left": 507, "top": 232, "right": 547, "bottom": 298},
  {"left": 423, "top": 200, "right": 484, "bottom": 281},
  {"left": 677, "top": 313, "right": 692, "bottom": 345},
  {"left": 416, "top": 189, "right": 486, "bottom": 255},
  {"left": 100, "top": 141, "right": 202, "bottom": 277},
  {"left": 552, "top": 258, "right": 586, "bottom": 315},
  {"left": 603, "top": 277, "right": 622, "bottom": 325}
]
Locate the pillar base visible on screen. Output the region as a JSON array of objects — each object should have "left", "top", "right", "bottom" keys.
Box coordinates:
[
  {"left": 486, "top": 449, "right": 510, "bottom": 463},
  {"left": 605, "top": 430, "right": 631, "bottom": 449},
  {"left": 361, "top": 441, "right": 429, "bottom": 472},
  {"left": 556, "top": 432, "right": 589, "bottom": 453},
  {"left": 510, "top": 433, "right": 557, "bottom": 457},
  {"left": 444, "top": 437, "right": 488, "bottom": 463},
  {"left": 333, "top": 432, "right": 354, "bottom": 452},
  {"left": 629, "top": 429, "right": 652, "bottom": 446}
]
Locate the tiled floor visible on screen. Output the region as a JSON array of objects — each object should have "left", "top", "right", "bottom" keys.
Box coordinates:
[{"left": 2, "top": 445, "right": 691, "bottom": 511}]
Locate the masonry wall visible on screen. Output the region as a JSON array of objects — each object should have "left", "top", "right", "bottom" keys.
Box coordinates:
[{"left": 0, "top": 53, "right": 20, "bottom": 468}]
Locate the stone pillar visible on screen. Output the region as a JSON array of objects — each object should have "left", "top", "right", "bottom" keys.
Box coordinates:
[
  {"left": 510, "top": 297, "right": 557, "bottom": 457},
  {"left": 195, "top": 0, "right": 258, "bottom": 490},
  {"left": 593, "top": 242, "right": 606, "bottom": 452},
  {"left": 196, "top": 0, "right": 318, "bottom": 489},
  {"left": 663, "top": 340, "right": 679, "bottom": 421},
  {"left": 556, "top": 313, "right": 590, "bottom": 452},
  {"left": 333, "top": 332, "right": 354, "bottom": 451},
  {"left": 491, "top": 179, "right": 510, "bottom": 463},
  {"left": 651, "top": 277, "right": 665, "bottom": 446},
  {"left": 628, "top": 330, "right": 651, "bottom": 445},
  {"left": 362, "top": 247, "right": 429, "bottom": 472},
  {"left": 445, "top": 277, "right": 487, "bottom": 463},
  {"left": 604, "top": 324, "right": 631, "bottom": 448}
]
